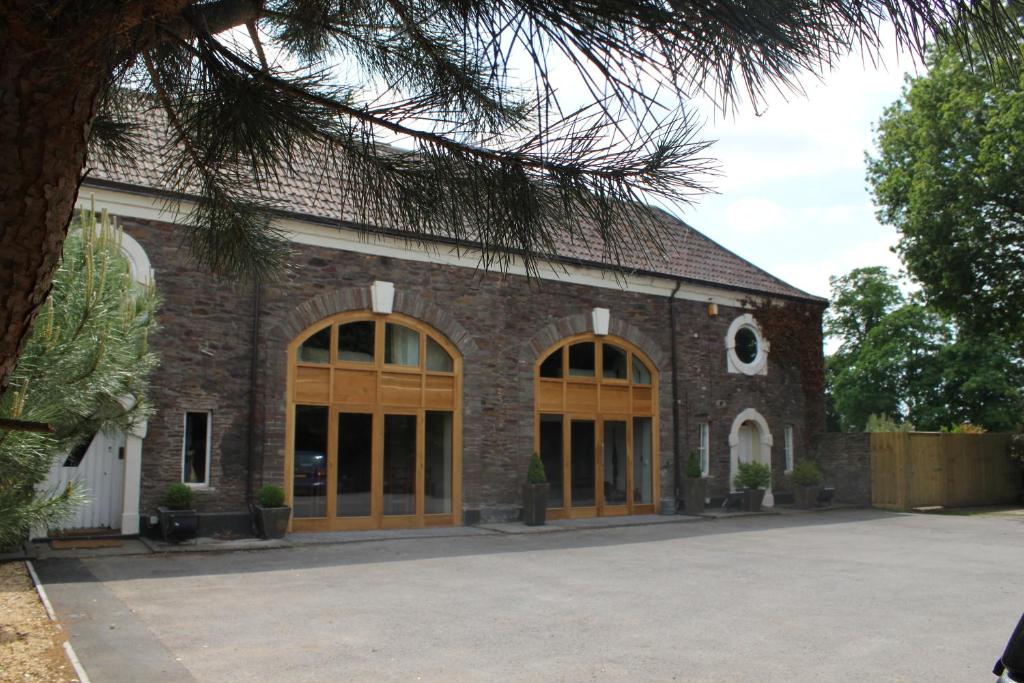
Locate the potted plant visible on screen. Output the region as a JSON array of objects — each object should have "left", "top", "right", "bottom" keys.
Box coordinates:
[
  {"left": 683, "top": 453, "right": 706, "bottom": 514},
  {"left": 790, "top": 460, "right": 823, "bottom": 509},
  {"left": 522, "top": 452, "right": 549, "bottom": 526},
  {"left": 254, "top": 484, "right": 291, "bottom": 539},
  {"left": 732, "top": 461, "right": 771, "bottom": 512},
  {"left": 158, "top": 483, "right": 198, "bottom": 543}
]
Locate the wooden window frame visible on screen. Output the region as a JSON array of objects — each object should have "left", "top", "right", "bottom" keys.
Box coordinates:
[
  {"left": 534, "top": 334, "right": 659, "bottom": 520},
  {"left": 286, "top": 311, "right": 462, "bottom": 532}
]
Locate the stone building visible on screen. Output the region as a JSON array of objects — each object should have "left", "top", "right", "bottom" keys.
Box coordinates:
[{"left": 57, "top": 149, "right": 826, "bottom": 535}]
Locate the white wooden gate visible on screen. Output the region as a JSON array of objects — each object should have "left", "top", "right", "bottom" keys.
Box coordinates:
[{"left": 42, "top": 430, "right": 126, "bottom": 532}]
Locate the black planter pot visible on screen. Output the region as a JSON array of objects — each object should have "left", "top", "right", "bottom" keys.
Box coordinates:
[
  {"left": 793, "top": 485, "right": 822, "bottom": 509},
  {"left": 255, "top": 505, "right": 291, "bottom": 539},
  {"left": 522, "top": 483, "right": 549, "bottom": 526},
  {"left": 683, "top": 478, "right": 706, "bottom": 514},
  {"left": 742, "top": 489, "right": 766, "bottom": 512},
  {"left": 158, "top": 507, "right": 198, "bottom": 543}
]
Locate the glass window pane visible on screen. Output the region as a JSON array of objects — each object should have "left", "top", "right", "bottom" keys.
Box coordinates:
[
  {"left": 425, "top": 412, "right": 453, "bottom": 514},
  {"left": 383, "top": 414, "right": 417, "bottom": 515},
  {"left": 570, "top": 420, "right": 596, "bottom": 507},
  {"left": 337, "top": 413, "right": 373, "bottom": 517},
  {"left": 385, "top": 323, "right": 420, "bottom": 366},
  {"left": 698, "top": 423, "right": 710, "bottom": 476},
  {"left": 602, "top": 344, "right": 628, "bottom": 380},
  {"left": 183, "top": 412, "right": 209, "bottom": 484},
  {"left": 568, "top": 342, "right": 595, "bottom": 377},
  {"left": 425, "top": 337, "right": 453, "bottom": 372},
  {"left": 735, "top": 327, "right": 759, "bottom": 364},
  {"left": 632, "top": 417, "right": 653, "bottom": 504},
  {"left": 299, "top": 327, "right": 330, "bottom": 363},
  {"left": 539, "top": 348, "right": 562, "bottom": 378},
  {"left": 539, "top": 415, "right": 564, "bottom": 507},
  {"left": 293, "top": 406, "right": 327, "bottom": 518},
  {"left": 632, "top": 356, "right": 651, "bottom": 385},
  {"left": 338, "top": 321, "right": 375, "bottom": 363},
  {"left": 603, "top": 421, "right": 627, "bottom": 504}
]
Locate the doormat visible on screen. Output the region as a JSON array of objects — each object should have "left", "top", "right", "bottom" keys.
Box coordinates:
[{"left": 50, "top": 539, "right": 122, "bottom": 550}]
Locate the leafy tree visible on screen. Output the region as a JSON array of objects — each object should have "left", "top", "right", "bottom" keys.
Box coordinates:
[
  {"left": 826, "top": 266, "right": 1024, "bottom": 432},
  {"left": 825, "top": 267, "right": 905, "bottom": 356},
  {"left": 868, "top": 33, "right": 1024, "bottom": 343},
  {"left": 1, "top": 1, "right": 1021, "bottom": 397},
  {"left": 0, "top": 209, "right": 158, "bottom": 548}
]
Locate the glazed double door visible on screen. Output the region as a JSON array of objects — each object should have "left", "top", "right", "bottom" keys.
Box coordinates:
[
  {"left": 291, "top": 405, "right": 456, "bottom": 531},
  {"left": 539, "top": 415, "right": 655, "bottom": 519}
]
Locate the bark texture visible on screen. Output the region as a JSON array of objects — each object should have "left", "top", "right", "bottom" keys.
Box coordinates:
[
  {"left": 0, "top": 1, "right": 200, "bottom": 396},
  {"left": 0, "top": 8, "right": 106, "bottom": 395}
]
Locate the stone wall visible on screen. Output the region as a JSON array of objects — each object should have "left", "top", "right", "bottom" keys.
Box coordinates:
[
  {"left": 814, "top": 432, "right": 872, "bottom": 506},
  {"left": 122, "top": 216, "right": 826, "bottom": 519}
]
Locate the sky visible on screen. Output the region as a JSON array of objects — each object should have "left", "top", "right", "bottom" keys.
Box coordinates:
[{"left": 675, "top": 39, "right": 922, "bottom": 300}]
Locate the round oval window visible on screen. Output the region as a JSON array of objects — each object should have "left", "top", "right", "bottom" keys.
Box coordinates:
[{"left": 734, "top": 327, "right": 759, "bottom": 364}]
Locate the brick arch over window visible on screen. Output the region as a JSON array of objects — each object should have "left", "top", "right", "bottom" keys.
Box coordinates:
[
  {"left": 274, "top": 286, "right": 480, "bottom": 357},
  {"left": 522, "top": 312, "right": 667, "bottom": 372}
]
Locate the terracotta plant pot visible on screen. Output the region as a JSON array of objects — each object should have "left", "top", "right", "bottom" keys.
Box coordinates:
[
  {"left": 522, "top": 483, "right": 549, "bottom": 526},
  {"left": 683, "top": 477, "right": 706, "bottom": 514}
]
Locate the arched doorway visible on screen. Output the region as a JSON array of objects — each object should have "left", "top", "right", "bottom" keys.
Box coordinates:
[
  {"left": 534, "top": 334, "right": 659, "bottom": 519},
  {"left": 729, "top": 409, "right": 774, "bottom": 507},
  {"left": 286, "top": 312, "right": 462, "bottom": 531}
]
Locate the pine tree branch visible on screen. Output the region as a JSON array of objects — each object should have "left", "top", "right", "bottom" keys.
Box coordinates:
[{"left": 194, "top": 34, "right": 668, "bottom": 186}]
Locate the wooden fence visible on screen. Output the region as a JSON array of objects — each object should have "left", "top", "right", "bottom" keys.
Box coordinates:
[{"left": 870, "top": 433, "right": 1020, "bottom": 510}]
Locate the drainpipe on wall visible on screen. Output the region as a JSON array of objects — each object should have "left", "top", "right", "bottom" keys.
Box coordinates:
[
  {"left": 246, "top": 281, "right": 262, "bottom": 505},
  {"left": 668, "top": 279, "right": 682, "bottom": 512}
]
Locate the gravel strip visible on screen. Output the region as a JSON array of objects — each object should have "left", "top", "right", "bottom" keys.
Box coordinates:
[{"left": 0, "top": 561, "right": 77, "bottom": 682}]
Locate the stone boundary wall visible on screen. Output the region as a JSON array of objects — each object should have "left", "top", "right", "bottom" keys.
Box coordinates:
[{"left": 814, "top": 432, "right": 871, "bottom": 506}]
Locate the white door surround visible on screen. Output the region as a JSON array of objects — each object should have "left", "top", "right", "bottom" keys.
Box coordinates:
[{"left": 728, "top": 408, "right": 774, "bottom": 507}]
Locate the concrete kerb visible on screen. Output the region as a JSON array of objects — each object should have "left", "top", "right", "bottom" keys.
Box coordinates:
[{"left": 36, "top": 508, "right": 864, "bottom": 559}]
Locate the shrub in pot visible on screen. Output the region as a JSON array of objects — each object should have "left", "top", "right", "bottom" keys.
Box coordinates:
[
  {"left": 158, "top": 483, "right": 198, "bottom": 543},
  {"left": 683, "top": 454, "right": 706, "bottom": 514},
  {"left": 790, "top": 460, "right": 823, "bottom": 509},
  {"left": 254, "top": 484, "right": 291, "bottom": 539},
  {"left": 732, "top": 461, "right": 771, "bottom": 512},
  {"left": 522, "top": 452, "right": 549, "bottom": 526}
]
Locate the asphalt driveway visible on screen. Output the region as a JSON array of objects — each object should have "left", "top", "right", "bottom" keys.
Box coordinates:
[{"left": 33, "top": 509, "right": 1024, "bottom": 682}]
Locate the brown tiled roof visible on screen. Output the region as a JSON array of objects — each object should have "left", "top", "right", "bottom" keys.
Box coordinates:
[{"left": 84, "top": 112, "right": 821, "bottom": 302}]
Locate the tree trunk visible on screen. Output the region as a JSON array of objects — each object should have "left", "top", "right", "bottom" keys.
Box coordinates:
[{"left": 0, "top": 15, "right": 109, "bottom": 397}]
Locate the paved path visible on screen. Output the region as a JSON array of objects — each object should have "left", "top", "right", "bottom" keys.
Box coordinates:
[{"left": 33, "top": 509, "right": 1024, "bottom": 682}]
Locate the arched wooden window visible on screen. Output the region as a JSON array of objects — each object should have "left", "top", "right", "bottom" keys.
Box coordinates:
[
  {"left": 286, "top": 312, "right": 461, "bottom": 532},
  {"left": 535, "top": 334, "right": 658, "bottom": 519}
]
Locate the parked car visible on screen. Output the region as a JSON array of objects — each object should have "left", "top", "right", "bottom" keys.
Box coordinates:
[{"left": 293, "top": 450, "right": 327, "bottom": 497}]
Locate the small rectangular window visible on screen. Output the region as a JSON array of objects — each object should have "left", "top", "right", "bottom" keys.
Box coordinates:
[
  {"left": 697, "top": 422, "right": 710, "bottom": 477},
  {"left": 183, "top": 411, "right": 211, "bottom": 485},
  {"left": 784, "top": 425, "right": 795, "bottom": 473}
]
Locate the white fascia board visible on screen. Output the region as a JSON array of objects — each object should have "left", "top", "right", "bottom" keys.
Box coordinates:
[{"left": 76, "top": 184, "right": 780, "bottom": 309}]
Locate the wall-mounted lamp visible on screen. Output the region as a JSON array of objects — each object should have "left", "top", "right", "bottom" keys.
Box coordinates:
[
  {"left": 371, "top": 280, "right": 395, "bottom": 314},
  {"left": 707, "top": 302, "right": 719, "bottom": 318}
]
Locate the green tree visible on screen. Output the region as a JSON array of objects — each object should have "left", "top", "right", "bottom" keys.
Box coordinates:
[
  {"left": 825, "top": 266, "right": 905, "bottom": 356},
  {"left": 826, "top": 266, "right": 1024, "bottom": 432},
  {"left": 0, "top": 209, "right": 158, "bottom": 548},
  {"left": 868, "top": 35, "right": 1024, "bottom": 343},
  {"left": 1, "top": 1, "right": 1020, "bottom": 397}
]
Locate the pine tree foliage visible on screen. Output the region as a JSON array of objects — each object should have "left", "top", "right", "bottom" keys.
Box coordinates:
[
  {"left": 79, "top": 0, "right": 1023, "bottom": 281},
  {"left": 0, "top": 208, "right": 159, "bottom": 548}
]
